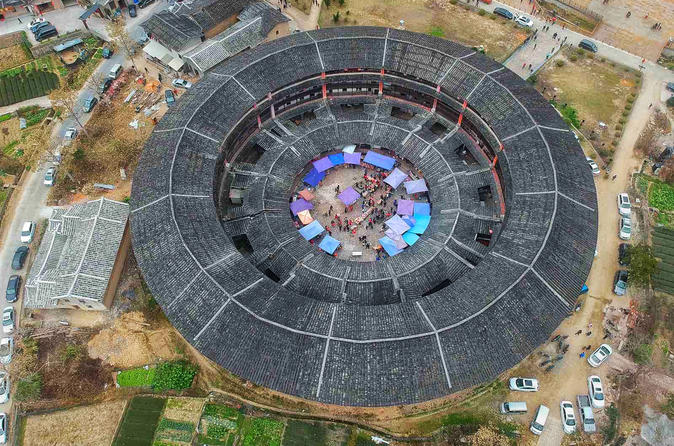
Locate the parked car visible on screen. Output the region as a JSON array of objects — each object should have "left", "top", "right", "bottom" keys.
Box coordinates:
[
  {"left": 171, "top": 78, "right": 192, "bottom": 89},
  {"left": 618, "top": 243, "right": 631, "bottom": 266},
  {"left": 529, "top": 405, "right": 549, "bottom": 436},
  {"left": 586, "top": 157, "right": 600, "bottom": 175},
  {"left": 83, "top": 96, "right": 98, "bottom": 113},
  {"left": 2, "top": 308, "right": 13, "bottom": 335},
  {"left": 101, "top": 46, "right": 113, "bottom": 59},
  {"left": 0, "top": 372, "right": 9, "bottom": 404},
  {"left": 138, "top": 0, "right": 156, "bottom": 8},
  {"left": 98, "top": 78, "right": 113, "bottom": 94},
  {"left": 619, "top": 217, "right": 632, "bottom": 240},
  {"left": 613, "top": 270, "right": 628, "bottom": 295},
  {"left": 128, "top": 3, "right": 137, "bottom": 17},
  {"left": 588, "top": 344, "right": 613, "bottom": 367},
  {"left": 587, "top": 375, "right": 605, "bottom": 409},
  {"left": 35, "top": 26, "right": 58, "bottom": 42},
  {"left": 560, "top": 401, "right": 577, "bottom": 434},
  {"left": 493, "top": 7, "right": 514, "bottom": 19},
  {"left": 514, "top": 14, "right": 534, "bottom": 27},
  {"left": 20, "top": 220, "right": 35, "bottom": 243},
  {"left": 30, "top": 21, "right": 51, "bottom": 34},
  {"left": 617, "top": 193, "right": 631, "bottom": 217},
  {"left": 0, "top": 338, "right": 13, "bottom": 365},
  {"left": 44, "top": 166, "right": 56, "bottom": 186},
  {"left": 666, "top": 82, "right": 674, "bottom": 93},
  {"left": 0, "top": 412, "right": 6, "bottom": 444},
  {"left": 576, "top": 395, "right": 596, "bottom": 433},
  {"left": 64, "top": 127, "right": 77, "bottom": 141},
  {"left": 11, "top": 246, "right": 28, "bottom": 270},
  {"left": 578, "top": 39, "right": 598, "bottom": 53},
  {"left": 500, "top": 401, "right": 527, "bottom": 414},
  {"left": 509, "top": 377, "right": 539, "bottom": 392},
  {"left": 5, "top": 276, "right": 20, "bottom": 303},
  {"left": 165, "top": 89, "right": 175, "bottom": 106}
]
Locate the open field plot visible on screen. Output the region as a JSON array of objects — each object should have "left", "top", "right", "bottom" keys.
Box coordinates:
[
  {"left": 653, "top": 227, "right": 674, "bottom": 295},
  {"left": 117, "top": 366, "right": 156, "bottom": 387},
  {"left": 282, "top": 420, "right": 353, "bottom": 446},
  {"left": 197, "top": 404, "right": 242, "bottom": 445},
  {"left": 113, "top": 396, "right": 166, "bottom": 446},
  {"left": 650, "top": 181, "right": 674, "bottom": 212},
  {"left": 152, "top": 418, "right": 196, "bottom": 445},
  {"left": 536, "top": 47, "right": 640, "bottom": 160},
  {"left": 0, "top": 44, "right": 32, "bottom": 72},
  {"left": 163, "top": 397, "right": 204, "bottom": 425},
  {"left": 22, "top": 400, "right": 126, "bottom": 446},
  {"left": 0, "top": 69, "right": 59, "bottom": 106},
  {"left": 240, "top": 417, "right": 285, "bottom": 446},
  {"left": 318, "top": 0, "right": 527, "bottom": 62}
]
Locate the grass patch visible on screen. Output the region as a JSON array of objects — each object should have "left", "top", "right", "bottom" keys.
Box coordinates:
[
  {"left": 650, "top": 182, "right": 674, "bottom": 211},
  {"left": 117, "top": 366, "right": 156, "bottom": 387},
  {"left": 282, "top": 420, "right": 327, "bottom": 446},
  {"left": 113, "top": 396, "right": 166, "bottom": 446},
  {"left": 240, "top": 417, "right": 284, "bottom": 446}
]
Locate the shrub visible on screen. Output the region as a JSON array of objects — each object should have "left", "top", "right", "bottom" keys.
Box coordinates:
[
  {"left": 569, "top": 55, "right": 578, "bottom": 62},
  {"left": 526, "top": 74, "right": 537, "bottom": 84},
  {"left": 614, "top": 131, "right": 622, "bottom": 138},
  {"left": 338, "top": 0, "right": 344, "bottom": 5},
  {"left": 622, "top": 111, "right": 630, "bottom": 117},
  {"left": 450, "top": 0, "right": 457, "bottom": 4},
  {"left": 667, "top": 97, "right": 674, "bottom": 108},
  {"left": 624, "top": 104, "right": 632, "bottom": 111},
  {"left": 152, "top": 360, "right": 198, "bottom": 391},
  {"left": 332, "top": 11, "right": 340, "bottom": 22},
  {"left": 558, "top": 104, "right": 580, "bottom": 128},
  {"left": 0, "top": 113, "right": 11, "bottom": 123},
  {"left": 489, "top": 14, "right": 497, "bottom": 19},
  {"left": 615, "top": 124, "right": 623, "bottom": 130},
  {"left": 575, "top": 48, "right": 585, "bottom": 56},
  {"left": 555, "top": 60, "right": 565, "bottom": 67},
  {"left": 632, "top": 343, "right": 653, "bottom": 365},
  {"left": 626, "top": 97, "right": 634, "bottom": 104},
  {"left": 478, "top": 8, "right": 486, "bottom": 15},
  {"left": 15, "top": 373, "right": 42, "bottom": 402}
]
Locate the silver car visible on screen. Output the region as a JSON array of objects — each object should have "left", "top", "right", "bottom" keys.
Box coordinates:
[
  {"left": 0, "top": 338, "right": 13, "bottom": 365},
  {"left": 0, "top": 372, "right": 9, "bottom": 404},
  {"left": 1, "top": 308, "right": 13, "bottom": 335}
]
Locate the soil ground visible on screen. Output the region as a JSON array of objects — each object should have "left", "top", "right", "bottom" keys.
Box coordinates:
[
  {"left": 318, "top": 0, "right": 527, "bottom": 62},
  {"left": 536, "top": 48, "right": 640, "bottom": 159},
  {"left": 301, "top": 158, "right": 426, "bottom": 261},
  {"left": 22, "top": 399, "right": 126, "bottom": 446},
  {"left": 0, "top": 45, "right": 31, "bottom": 72}
]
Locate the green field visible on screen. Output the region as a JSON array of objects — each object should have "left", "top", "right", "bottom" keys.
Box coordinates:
[
  {"left": 653, "top": 227, "right": 674, "bottom": 295},
  {"left": 0, "top": 70, "right": 59, "bottom": 106},
  {"left": 240, "top": 417, "right": 284, "bottom": 446},
  {"left": 282, "top": 420, "right": 327, "bottom": 445},
  {"left": 650, "top": 182, "right": 674, "bottom": 211},
  {"left": 113, "top": 396, "right": 166, "bottom": 446},
  {"left": 198, "top": 404, "right": 242, "bottom": 446},
  {"left": 117, "top": 367, "right": 156, "bottom": 387},
  {"left": 152, "top": 418, "right": 195, "bottom": 445}
]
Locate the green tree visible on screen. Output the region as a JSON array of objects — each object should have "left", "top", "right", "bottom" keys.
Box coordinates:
[
  {"left": 628, "top": 243, "right": 658, "bottom": 287},
  {"left": 14, "top": 373, "right": 42, "bottom": 402}
]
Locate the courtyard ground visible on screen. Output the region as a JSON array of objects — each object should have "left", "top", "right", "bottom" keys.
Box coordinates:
[{"left": 318, "top": 0, "right": 528, "bottom": 62}]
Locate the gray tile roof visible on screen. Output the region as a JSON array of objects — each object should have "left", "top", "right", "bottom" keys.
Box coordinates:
[
  {"left": 140, "top": 10, "right": 203, "bottom": 53},
  {"left": 130, "top": 28, "right": 597, "bottom": 406},
  {"left": 25, "top": 198, "right": 129, "bottom": 309}
]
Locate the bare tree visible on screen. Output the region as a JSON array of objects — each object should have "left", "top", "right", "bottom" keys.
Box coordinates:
[
  {"left": 49, "top": 86, "right": 89, "bottom": 136},
  {"left": 107, "top": 18, "right": 138, "bottom": 70}
]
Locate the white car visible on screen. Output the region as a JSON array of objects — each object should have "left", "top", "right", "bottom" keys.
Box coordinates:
[
  {"left": 586, "top": 157, "right": 600, "bottom": 175},
  {"left": 171, "top": 78, "right": 192, "bottom": 89},
  {"left": 514, "top": 15, "right": 534, "bottom": 27},
  {"left": 20, "top": 221, "right": 35, "bottom": 243},
  {"left": 617, "top": 193, "right": 631, "bottom": 217},
  {"left": 0, "top": 412, "right": 6, "bottom": 444},
  {"left": 619, "top": 217, "right": 632, "bottom": 240},
  {"left": 588, "top": 344, "right": 613, "bottom": 367},
  {"left": 0, "top": 338, "right": 12, "bottom": 365},
  {"left": 44, "top": 167, "right": 56, "bottom": 186},
  {"left": 509, "top": 377, "right": 539, "bottom": 392},
  {"left": 64, "top": 127, "right": 77, "bottom": 141},
  {"left": 1, "top": 308, "right": 13, "bottom": 335},
  {"left": 0, "top": 372, "right": 9, "bottom": 404},
  {"left": 587, "top": 375, "right": 605, "bottom": 408},
  {"left": 560, "top": 401, "right": 577, "bottom": 434}
]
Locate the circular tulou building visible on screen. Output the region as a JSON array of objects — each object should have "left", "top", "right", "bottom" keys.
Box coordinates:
[{"left": 130, "top": 27, "right": 597, "bottom": 407}]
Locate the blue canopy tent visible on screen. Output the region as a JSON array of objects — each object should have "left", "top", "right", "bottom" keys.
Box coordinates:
[
  {"left": 409, "top": 215, "right": 431, "bottom": 234},
  {"left": 299, "top": 220, "right": 325, "bottom": 240},
  {"left": 402, "top": 232, "right": 420, "bottom": 246},
  {"left": 328, "top": 153, "right": 345, "bottom": 166},
  {"left": 363, "top": 151, "right": 395, "bottom": 170},
  {"left": 379, "top": 236, "right": 403, "bottom": 257},
  {"left": 414, "top": 202, "right": 431, "bottom": 216},
  {"left": 303, "top": 168, "right": 325, "bottom": 187},
  {"left": 319, "top": 235, "right": 341, "bottom": 254}
]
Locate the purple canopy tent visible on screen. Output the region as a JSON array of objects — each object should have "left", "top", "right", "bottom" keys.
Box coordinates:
[
  {"left": 384, "top": 168, "right": 408, "bottom": 188},
  {"left": 328, "top": 153, "right": 345, "bottom": 165},
  {"left": 289, "top": 198, "right": 313, "bottom": 216},
  {"left": 404, "top": 178, "right": 429, "bottom": 194},
  {"left": 343, "top": 152, "right": 362, "bottom": 165},
  {"left": 313, "top": 156, "right": 333, "bottom": 173},
  {"left": 414, "top": 202, "right": 431, "bottom": 216},
  {"left": 363, "top": 151, "right": 395, "bottom": 170},
  {"left": 379, "top": 236, "right": 403, "bottom": 257},
  {"left": 303, "top": 168, "right": 325, "bottom": 187},
  {"left": 396, "top": 199, "right": 414, "bottom": 215},
  {"left": 338, "top": 186, "right": 360, "bottom": 206},
  {"left": 385, "top": 214, "right": 411, "bottom": 235}
]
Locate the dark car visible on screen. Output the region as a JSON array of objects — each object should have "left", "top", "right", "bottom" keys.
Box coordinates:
[
  {"left": 666, "top": 82, "right": 674, "bottom": 93},
  {"left": 613, "top": 270, "right": 628, "bottom": 296},
  {"left": 83, "top": 96, "right": 98, "bottom": 112},
  {"left": 165, "top": 89, "right": 175, "bottom": 106},
  {"left": 138, "top": 0, "right": 155, "bottom": 8},
  {"left": 98, "top": 78, "right": 112, "bottom": 94},
  {"left": 102, "top": 46, "right": 113, "bottom": 59},
  {"left": 618, "top": 243, "right": 631, "bottom": 266},
  {"left": 30, "top": 21, "right": 51, "bottom": 33},
  {"left": 579, "top": 39, "right": 598, "bottom": 53},
  {"left": 128, "top": 4, "right": 137, "bottom": 17},
  {"left": 35, "top": 26, "right": 58, "bottom": 42},
  {"left": 493, "top": 7, "right": 514, "bottom": 20},
  {"left": 11, "top": 246, "right": 28, "bottom": 270},
  {"left": 5, "top": 275, "right": 20, "bottom": 303}
]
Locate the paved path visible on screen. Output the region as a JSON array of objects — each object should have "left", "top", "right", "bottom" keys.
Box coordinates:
[
  {"left": 267, "top": 0, "right": 322, "bottom": 31},
  {"left": 0, "top": 96, "right": 51, "bottom": 116}
]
